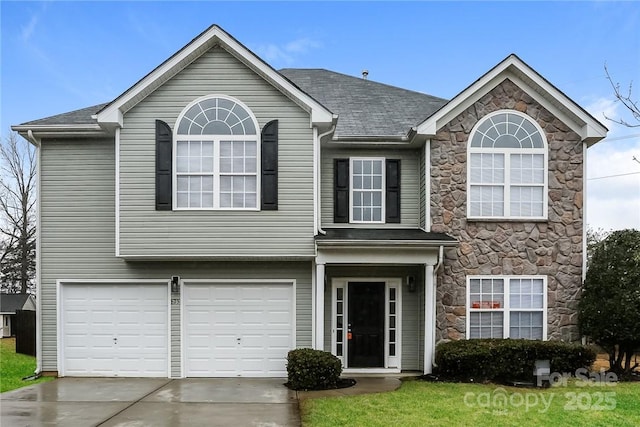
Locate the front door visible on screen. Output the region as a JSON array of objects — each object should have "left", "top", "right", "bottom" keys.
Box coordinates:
[{"left": 347, "top": 282, "right": 385, "bottom": 367}]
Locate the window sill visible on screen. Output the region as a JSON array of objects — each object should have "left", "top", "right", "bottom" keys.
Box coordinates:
[
  {"left": 466, "top": 217, "right": 548, "bottom": 223},
  {"left": 172, "top": 207, "right": 261, "bottom": 212}
]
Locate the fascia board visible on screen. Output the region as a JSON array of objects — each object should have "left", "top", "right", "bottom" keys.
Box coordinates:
[
  {"left": 117, "top": 254, "right": 316, "bottom": 261},
  {"left": 315, "top": 240, "right": 457, "bottom": 248},
  {"left": 96, "top": 25, "right": 333, "bottom": 127},
  {"left": 417, "top": 55, "right": 607, "bottom": 143}
]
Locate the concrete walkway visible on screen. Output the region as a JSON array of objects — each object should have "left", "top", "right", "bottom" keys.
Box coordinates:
[
  {"left": 297, "top": 376, "right": 402, "bottom": 400},
  {"left": 1, "top": 376, "right": 402, "bottom": 426}
]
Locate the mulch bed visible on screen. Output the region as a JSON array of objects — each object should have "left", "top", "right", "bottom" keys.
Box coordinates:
[{"left": 285, "top": 378, "right": 356, "bottom": 391}]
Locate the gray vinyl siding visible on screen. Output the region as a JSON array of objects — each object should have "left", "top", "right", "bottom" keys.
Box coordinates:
[
  {"left": 118, "top": 47, "right": 314, "bottom": 258},
  {"left": 40, "top": 138, "right": 312, "bottom": 373},
  {"left": 419, "top": 144, "right": 426, "bottom": 229},
  {"left": 322, "top": 266, "right": 423, "bottom": 370},
  {"left": 170, "top": 295, "right": 180, "bottom": 377},
  {"left": 321, "top": 147, "right": 421, "bottom": 227}
]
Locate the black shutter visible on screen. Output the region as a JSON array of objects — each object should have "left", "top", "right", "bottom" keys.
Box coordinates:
[
  {"left": 386, "top": 159, "right": 401, "bottom": 223},
  {"left": 334, "top": 159, "right": 350, "bottom": 223},
  {"left": 261, "top": 120, "right": 278, "bottom": 210},
  {"left": 155, "top": 120, "right": 172, "bottom": 210}
]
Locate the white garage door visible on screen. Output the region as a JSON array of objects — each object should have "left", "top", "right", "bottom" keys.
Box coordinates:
[
  {"left": 184, "top": 283, "right": 293, "bottom": 377},
  {"left": 61, "top": 284, "right": 168, "bottom": 377}
]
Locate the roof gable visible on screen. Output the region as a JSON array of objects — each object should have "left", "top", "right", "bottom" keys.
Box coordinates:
[
  {"left": 417, "top": 54, "right": 607, "bottom": 146},
  {"left": 96, "top": 25, "right": 334, "bottom": 130},
  {"left": 0, "top": 293, "right": 34, "bottom": 313}
]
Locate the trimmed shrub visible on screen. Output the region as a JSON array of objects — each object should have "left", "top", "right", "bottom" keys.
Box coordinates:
[
  {"left": 435, "top": 339, "right": 596, "bottom": 382},
  {"left": 286, "top": 348, "right": 342, "bottom": 390}
]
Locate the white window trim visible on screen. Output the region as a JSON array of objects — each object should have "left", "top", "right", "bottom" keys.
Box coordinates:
[
  {"left": 465, "top": 275, "right": 548, "bottom": 340},
  {"left": 349, "top": 157, "right": 386, "bottom": 224},
  {"left": 172, "top": 94, "right": 261, "bottom": 211},
  {"left": 466, "top": 110, "right": 548, "bottom": 220}
]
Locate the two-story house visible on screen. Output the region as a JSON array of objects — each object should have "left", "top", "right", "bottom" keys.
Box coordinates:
[{"left": 13, "top": 25, "right": 606, "bottom": 378}]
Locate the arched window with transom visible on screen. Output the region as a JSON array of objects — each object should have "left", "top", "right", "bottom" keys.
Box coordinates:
[
  {"left": 467, "top": 110, "right": 548, "bottom": 219},
  {"left": 173, "top": 95, "right": 259, "bottom": 209}
]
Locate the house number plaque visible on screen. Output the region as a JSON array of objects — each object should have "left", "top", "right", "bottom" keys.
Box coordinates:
[{"left": 171, "top": 298, "right": 180, "bottom": 305}]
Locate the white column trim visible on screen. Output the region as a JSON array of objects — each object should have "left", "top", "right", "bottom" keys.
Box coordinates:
[
  {"left": 314, "top": 262, "right": 325, "bottom": 350},
  {"left": 424, "top": 264, "right": 435, "bottom": 374},
  {"left": 35, "top": 143, "right": 42, "bottom": 373}
]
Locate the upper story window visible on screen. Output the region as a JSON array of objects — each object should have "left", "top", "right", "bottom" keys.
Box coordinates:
[
  {"left": 351, "top": 158, "right": 385, "bottom": 223},
  {"left": 174, "top": 95, "right": 259, "bottom": 210},
  {"left": 334, "top": 157, "right": 400, "bottom": 224},
  {"left": 467, "top": 110, "right": 547, "bottom": 220}
]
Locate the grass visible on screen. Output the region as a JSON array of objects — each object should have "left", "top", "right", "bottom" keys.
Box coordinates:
[
  {"left": 0, "top": 338, "right": 53, "bottom": 393},
  {"left": 300, "top": 378, "right": 640, "bottom": 427}
]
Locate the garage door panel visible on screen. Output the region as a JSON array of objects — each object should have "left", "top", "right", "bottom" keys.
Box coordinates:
[
  {"left": 184, "top": 283, "right": 293, "bottom": 377},
  {"left": 62, "top": 284, "right": 168, "bottom": 377}
]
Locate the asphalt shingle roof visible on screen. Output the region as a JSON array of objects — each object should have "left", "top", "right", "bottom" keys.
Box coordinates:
[
  {"left": 280, "top": 69, "right": 448, "bottom": 138},
  {"left": 0, "top": 293, "right": 33, "bottom": 313},
  {"left": 18, "top": 70, "right": 448, "bottom": 138},
  {"left": 316, "top": 228, "right": 456, "bottom": 243},
  {"left": 20, "top": 103, "right": 109, "bottom": 126}
]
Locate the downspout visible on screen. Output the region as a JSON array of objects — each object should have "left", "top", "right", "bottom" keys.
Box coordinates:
[
  {"left": 431, "top": 245, "right": 444, "bottom": 367},
  {"left": 581, "top": 141, "right": 588, "bottom": 283},
  {"left": 27, "top": 130, "right": 42, "bottom": 375},
  {"left": 315, "top": 124, "right": 336, "bottom": 236}
]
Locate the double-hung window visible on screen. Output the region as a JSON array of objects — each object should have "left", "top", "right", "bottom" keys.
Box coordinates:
[
  {"left": 174, "top": 95, "right": 259, "bottom": 209},
  {"left": 468, "top": 110, "right": 547, "bottom": 219},
  {"left": 467, "top": 276, "right": 547, "bottom": 340},
  {"left": 350, "top": 158, "right": 385, "bottom": 223}
]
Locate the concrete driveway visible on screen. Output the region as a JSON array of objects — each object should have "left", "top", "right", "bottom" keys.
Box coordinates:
[{"left": 1, "top": 377, "right": 300, "bottom": 426}]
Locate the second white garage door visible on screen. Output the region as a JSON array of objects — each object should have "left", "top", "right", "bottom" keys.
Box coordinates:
[{"left": 184, "top": 282, "right": 294, "bottom": 377}]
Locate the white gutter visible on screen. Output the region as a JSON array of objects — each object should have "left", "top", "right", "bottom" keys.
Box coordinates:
[
  {"left": 26, "top": 130, "right": 43, "bottom": 375},
  {"left": 315, "top": 240, "right": 456, "bottom": 248},
  {"left": 315, "top": 124, "right": 336, "bottom": 236},
  {"left": 432, "top": 245, "right": 444, "bottom": 367},
  {"left": 13, "top": 124, "right": 107, "bottom": 139}
]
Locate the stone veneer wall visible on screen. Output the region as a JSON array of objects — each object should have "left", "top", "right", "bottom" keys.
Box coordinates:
[{"left": 431, "top": 79, "right": 584, "bottom": 343}]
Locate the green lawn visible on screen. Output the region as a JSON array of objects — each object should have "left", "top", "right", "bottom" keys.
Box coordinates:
[
  {"left": 301, "top": 379, "right": 640, "bottom": 427},
  {"left": 0, "top": 338, "right": 53, "bottom": 393}
]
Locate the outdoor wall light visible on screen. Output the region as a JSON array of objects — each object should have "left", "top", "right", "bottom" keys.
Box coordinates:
[
  {"left": 407, "top": 276, "right": 416, "bottom": 293},
  {"left": 171, "top": 276, "right": 180, "bottom": 293}
]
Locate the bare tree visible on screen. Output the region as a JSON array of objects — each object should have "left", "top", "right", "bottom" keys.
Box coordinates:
[
  {"left": 0, "top": 132, "right": 36, "bottom": 294},
  {"left": 604, "top": 64, "right": 640, "bottom": 128}
]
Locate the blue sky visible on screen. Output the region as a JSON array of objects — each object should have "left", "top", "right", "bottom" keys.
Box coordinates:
[{"left": 1, "top": 1, "right": 639, "bottom": 231}]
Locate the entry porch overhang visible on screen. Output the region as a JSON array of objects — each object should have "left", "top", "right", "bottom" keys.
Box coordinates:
[
  {"left": 313, "top": 228, "right": 457, "bottom": 374},
  {"left": 315, "top": 228, "right": 457, "bottom": 264}
]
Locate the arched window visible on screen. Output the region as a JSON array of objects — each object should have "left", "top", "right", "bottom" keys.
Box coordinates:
[
  {"left": 174, "top": 95, "right": 259, "bottom": 209},
  {"left": 467, "top": 110, "right": 547, "bottom": 219}
]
